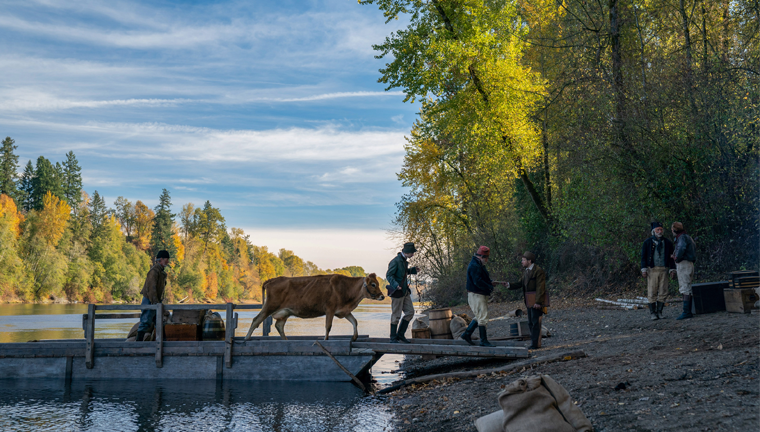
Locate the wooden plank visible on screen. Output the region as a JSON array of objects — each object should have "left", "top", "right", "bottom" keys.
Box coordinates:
[
  {"left": 89, "top": 303, "right": 263, "bottom": 311},
  {"left": 81, "top": 313, "right": 142, "bottom": 320},
  {"left": 314, "top": 341, "right": 368, "bottom": 393},
  {"left": 93, "top": 304, "right": 158, "bottom": 311},
  {"left": 351, "top": 342, "right": 528, "bottom": 358},
  {"left": 235, "top": 335, "right": 368, "bottom": 341},
  {"left": 357, "top": 337, "right": 520, "bottom": 347},
  {"left": 155, "top": 303, "right": 163, "bottom": 368},
  {"left": 225, "top": 303, "right": 234, "bottom": 368},
  {"left": 85, "top": 304, "right": 95, "bottom": 369}
]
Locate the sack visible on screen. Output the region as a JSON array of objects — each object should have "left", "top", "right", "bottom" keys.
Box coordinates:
[
  {"left": 450, "top": 315, "right": 468, "bottom": 339},
  {"left": 386, "top": 284, "right": 406, "bottom": 298},
  {"left": 475, "top": 375, "right": 593, "bottom": 432},
  {"left": 412, "top": 317, "right": 428, "bottom": 330}
]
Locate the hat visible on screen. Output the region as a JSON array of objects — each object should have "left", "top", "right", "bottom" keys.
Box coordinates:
[
  {"left": 651, "top": 221, "right": 663, "bottom": 230},
  {"left": 156, "top": 250, "right": 170, "bottom": 259},
  {"left": 671, "top": 222, "right": 684, "bottom": 233},
  {"left": 402, "top": 242, "right": 417, "bottom": 254},
  {"left": 522, "top": 251, "right": 536, "bottom": 263},
  {"left": 476, "top": 246, "right": 490, "bottom": 257}
]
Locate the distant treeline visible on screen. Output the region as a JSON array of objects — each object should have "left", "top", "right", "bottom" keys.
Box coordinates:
[
  {"left": 0, "top": 137, "right": 377, "bottom": 303},
  {"left": 363, "top": 0, "right": 759, "bottom": 305}
]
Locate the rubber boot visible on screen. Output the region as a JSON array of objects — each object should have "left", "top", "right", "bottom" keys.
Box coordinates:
[
  {"left": 648, "top": 303, "right": 659, "bottom": 320},
  {"left": 136, "top": 331, "right": 145, "bottom": 342},
  {"left": 389, "top": 323, "right": 398, "bottom": 343},
  {"left": 460, "top": 319, "right": 478, "bottom": 345},
  {"left": 656, "top": 301, "right": 665, "bottom": 319},
  {"left": 676, "top": 295, "right": 693, "bottom": 320},
  {"left": 478, "top": 326, "right": 494, "bottom": 347},
  {"left": 396, "top": 319, "right": 411, "bottom": 343}
]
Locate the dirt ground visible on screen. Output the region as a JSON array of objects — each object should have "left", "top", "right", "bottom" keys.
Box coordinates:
[{"left": 379, "top": 299, "right": 759, "bottom": 431}]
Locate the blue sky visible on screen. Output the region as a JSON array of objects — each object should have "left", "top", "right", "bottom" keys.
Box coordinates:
[{"left": 0, "top": 0, "right": 418, "bottom": 274}]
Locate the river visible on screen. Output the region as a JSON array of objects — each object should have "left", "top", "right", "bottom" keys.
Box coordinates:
[{"left": 0, "top": 303, "right": 414, "bottom": 431}]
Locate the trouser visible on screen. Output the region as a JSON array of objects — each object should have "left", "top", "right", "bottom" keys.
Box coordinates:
[
  {"left": 676, "top": 261, "right": 695, "bottom": 295},
  {"left": 647, "top": 267, "right": 669, "bottom": 303},
  {"left": 137, "top": 296, "right": 156, "bottom": 333},
  {"left": 527, "top": 307, "right": 544, "bottom": 347},
  {"left": 467, "top": 292, "right": 489, "bottom": 326},
  {"left": 390, "top": 292, "right": 414, "bottom": 325}
]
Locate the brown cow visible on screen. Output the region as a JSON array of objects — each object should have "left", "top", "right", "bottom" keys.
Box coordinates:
[{"left": 244, "top": 273, "right": 385, "bottom": 341}]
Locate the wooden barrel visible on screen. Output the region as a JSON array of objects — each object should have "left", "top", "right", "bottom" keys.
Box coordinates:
[
  {"left": 428, "top": 308, "right": 453, "bottom": 339},
  {"left": 202, "top": 312, "right": 226, "bottom": 341}
]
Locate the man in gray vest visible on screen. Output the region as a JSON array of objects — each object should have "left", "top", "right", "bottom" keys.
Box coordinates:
[
  {"left": 640, "top": 221, "right": 676, "bottom": 320},
  {"left": 386, "top": 242, "right": 418, "bottom": 343}
]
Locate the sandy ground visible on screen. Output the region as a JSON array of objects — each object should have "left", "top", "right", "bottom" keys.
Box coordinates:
[{"left": 379, "top": 299, "right": 759, "bottom": 431}]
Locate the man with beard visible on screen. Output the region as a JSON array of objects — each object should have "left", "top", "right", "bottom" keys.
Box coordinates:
[{"left": 640, "top": 222, "right": 676, "bottom": 320}]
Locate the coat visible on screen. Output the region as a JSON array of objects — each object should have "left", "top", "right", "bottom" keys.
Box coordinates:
[
  {"left": 386, "top": 252, "right": 416, "bottom": 297},
  {"left": 674, "top": 233, "right": 697, "bottom": 263},
  {"left": 141, "top": 263, "right": 167, "bottom": 304},
  {"left": 508, "top": 264, "right": 548, "bottom": 308},
  {"left": 466, "top": 256, "right": 494, "bottom": 296},
  {"left": 640, "top": 236, "right": 676, "bottom": 270}
]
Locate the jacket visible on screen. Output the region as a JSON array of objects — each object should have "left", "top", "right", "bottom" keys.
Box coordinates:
[
  {"left": 386, "top": 252, "right": 416, "bottom": 297},
  {"left": 141, "top": 263, "right": 167, "bottom": 304},
  {"left": 466, "top": 256, "right": 494, "bottom": 296},
  {"left": 508, "top": 264, "right": 548, "bottom": 308},
  {"left": 640, "top": 236, "right": 676, "bottom": 270},
  {"left": 674, "top": 233, "right": 697, "bottom": 263}
]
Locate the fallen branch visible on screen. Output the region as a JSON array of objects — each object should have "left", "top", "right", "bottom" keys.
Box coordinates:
[
  {"left": 377, "top": 350, "right": 586, "bottom": 394},
  {"left": 313, "top": 341, "right": 370, "bottom": 394}
]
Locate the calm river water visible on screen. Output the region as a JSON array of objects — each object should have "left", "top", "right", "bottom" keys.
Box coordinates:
[{"left": 0, "top": 303, "right": 418, "bottom": 431}]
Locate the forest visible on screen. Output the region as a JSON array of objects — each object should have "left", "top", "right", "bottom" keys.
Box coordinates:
[
  {"left": 0, "top": 137, "right": 377, "bottom": 303},
  {"left": 363, "top": 0, "right": 759, "bottom": 305}
]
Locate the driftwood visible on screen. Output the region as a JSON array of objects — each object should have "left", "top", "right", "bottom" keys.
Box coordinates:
[
  {"left": 313, "top": 341, "right": 369, "bottom": 393},
  {"left": 377, "top": 350, "right": 587, "bottom": 395}
]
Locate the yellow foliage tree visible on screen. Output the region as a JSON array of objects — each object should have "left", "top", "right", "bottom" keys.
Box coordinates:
[
  {"left": 37, "top": 192, "right": 71, "bottom": 246},
  {"left": 0, "top": 194, "right": 22, "bottom": 237}
]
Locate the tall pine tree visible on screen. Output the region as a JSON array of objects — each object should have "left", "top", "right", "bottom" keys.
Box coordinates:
[
  {"left": 89, "top": 190, "right": 108, "bottom": 238},
  {"left": 31, "top": 156, "right": 64, "bottom": 210},
  {"left": 18, "top": 160, "right": 34, "bottom": 212},
  {"left": 0, "top": 137, "right": 20, "bottom": 202},
  {"left": 151, "top": 188, "right": 176, "bottom": 258},
  {"left": 62, "top": 151, "right": 83, "bottom": 206}
]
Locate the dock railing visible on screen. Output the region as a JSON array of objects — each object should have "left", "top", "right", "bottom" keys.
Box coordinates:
[{"left": 82, "top": 303, "right": 272, "bottom": 369}]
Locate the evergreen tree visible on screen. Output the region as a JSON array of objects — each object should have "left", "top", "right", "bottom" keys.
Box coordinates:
[
  {"left": 89, "top": 190, "right": 108, "bottom": 238},
  {"left": 151, "top": 188, "right": 176, "bottom": 258},
  {"left": 18, "top": 160, "right": 34, "bottom": 212},
  {"left": 31, "top": 156, "right": 64, "bottom": 210},
  {"left": 62, "top": 151, "right": 83, "bottom": 206},
  {"left": 0, "top": 137, "right": 20, "bottom": 202}
]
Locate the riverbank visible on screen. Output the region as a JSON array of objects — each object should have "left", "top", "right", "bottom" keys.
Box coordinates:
[{"left": 382, "top": 299, "right": 759, "bottom": 431}]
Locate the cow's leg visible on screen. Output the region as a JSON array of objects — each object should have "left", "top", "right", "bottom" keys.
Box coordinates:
[
  {"left": 245, "top": 303, "right": 277, "bottom": 340},
  {"left": 345, "top": 313, "right": 359, "bottom": 342},
  {"left": 324, "top": 311, "right": 335, "bottom": 341},
  {"left": 272, "top": 309, "right": 292, "bottom": 340}
]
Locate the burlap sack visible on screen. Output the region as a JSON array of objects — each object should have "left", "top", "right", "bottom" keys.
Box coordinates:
[
  {"left": 474, "top": 375, "right": 593, "bottom": 432},
  {"left": 412, "top": 317, "right": 429, "bottom": 330},
  {"left": 450, "top": 315, "right": 468, "bottom": 339}
]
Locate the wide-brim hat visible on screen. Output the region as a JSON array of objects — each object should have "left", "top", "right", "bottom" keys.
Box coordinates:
[
  {"left": 156, "top": 250, "right": 170, "bottom": 259},
  {"left": 402, "top": 242, "right": 417, "bottom": 254},
  {"left": 522, "top": 251, "right": 536, "bottom": 262}
]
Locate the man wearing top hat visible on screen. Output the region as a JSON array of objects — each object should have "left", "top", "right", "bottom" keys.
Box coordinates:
[
  {"left": 507, "top": 252, "right": 548, "bottom": 350},
  {"left": 640, "top": 221, "right": 676, "bottom": 320},
  {"left": 386, "top": 242, "right": 418, "bottom": 343}
]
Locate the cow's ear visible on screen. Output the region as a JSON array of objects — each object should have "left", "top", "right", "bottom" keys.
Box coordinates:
[{"left": 368, "top": 273, "right": 376, "bottom": 278}]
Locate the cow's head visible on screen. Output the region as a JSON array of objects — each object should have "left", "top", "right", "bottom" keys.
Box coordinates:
[{"left": 363, "top": 273, "right": 385, "bottom": 301}]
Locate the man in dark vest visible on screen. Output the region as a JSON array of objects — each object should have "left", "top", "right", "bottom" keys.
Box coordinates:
[
  {"left": 672, "top": 222, "right": 697, "bottom": 320},
  {"left": 640, "top": 221, "right": 676, "bottom": 320},
  {"left": 136, "top": 250, "right": 170, "bottom": 342},
  {"left": 460, "top": 246, "right": 506, "bottom": 347},
  {"left": 507, "top": 252, "right": 548, "bottom": 350},
  {"left": 386, "top": 242, "right": 418, "bottom": 343}
]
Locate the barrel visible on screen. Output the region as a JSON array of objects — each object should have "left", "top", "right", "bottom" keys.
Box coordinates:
[
  {"left": 202, "top": 312, "right": 226, "bottom": 341},
  {"left": 428, "top": 308, "right": 453, "bottom": 339}
]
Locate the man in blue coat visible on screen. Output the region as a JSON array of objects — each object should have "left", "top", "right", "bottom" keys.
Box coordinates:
[{"left": 460, "top": 246, "right": 506, "bottom": 347}]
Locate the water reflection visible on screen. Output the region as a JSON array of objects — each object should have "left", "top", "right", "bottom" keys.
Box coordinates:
[{"left": 0, "top": 379, "right": 393, "bottom": 431}]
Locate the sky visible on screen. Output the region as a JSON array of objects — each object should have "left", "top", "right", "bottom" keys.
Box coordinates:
[{"left": 0, "top": 0, "right": 419, "bottom": 275}]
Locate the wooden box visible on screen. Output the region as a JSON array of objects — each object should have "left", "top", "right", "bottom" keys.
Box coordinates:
[
  {"left": 164, "top": 323, "right": 201, "bottom": 341},
  {"left": 412, "top": 328, "right": 431, "bottom": 339},
  {"left": 170, "top": 309, "right": 206, "bottom": 325},
  {"left": 728, "top": 271, "right": 759, "bottom": 289},
  {"left": 723, "top": 289, "right": 759, "bottom": 314},
  {"left": 510, "top": 321, "right": 530, "bottom": 337}
]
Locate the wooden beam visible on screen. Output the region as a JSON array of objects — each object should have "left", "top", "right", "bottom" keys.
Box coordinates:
[
  {"left": 351, "top": 342, "right": 528, "bottom": 358},
  {"left": 357, "top": 337, "right": 520, "bottom": 347},
  {"left": 85, "top": 304, "right": 95, "bottom": 369},
  {"left": 82, "top": 313, "right": 142, "bottom": 320},
  {"left": 225, "top": 303, "right": 234, "bottom": 368},
  {"left": 155, "top": 303, "right": 163, "bottom": 368},
  {"left": 90, "top": 304, "right": 261, "bottom": 311},
  {"left": 314, "top": 341, "right": 369, "bottom": 393}
]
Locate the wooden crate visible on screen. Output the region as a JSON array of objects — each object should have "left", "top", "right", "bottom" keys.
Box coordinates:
[
  {"left": 723, "top": 289, "right": 759, "bottom": 314},
  {"left": 412, "top": 328, "right": 431, "bottom": 339},
  {"left": 170, "top": 309, "right": 206, "bottom": 325},
  {"left": 164, "top": 323, "right": 201, "bottom": 341},
  {"left": 691, "top": 281, "right": 728, "bottom": 314}
]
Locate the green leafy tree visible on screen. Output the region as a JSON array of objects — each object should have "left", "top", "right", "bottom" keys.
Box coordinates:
[{"left": 0, "top": 137, "right": 20, "bottom": 202}]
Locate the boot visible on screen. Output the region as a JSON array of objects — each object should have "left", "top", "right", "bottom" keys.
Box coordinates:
[
  {"left": 389, "top": 323, "right": 398, "bottom": 343},
  {"left": 676, "top": 295, "right": 693, "bottom": 320},
  {"left": 136, "top": 331, "right": 145, "bottom": 342},
  {"left": 656, "top": 301, "right": 665, "bottom": 319},
  {"left": 478, "top": 326, "right": 494, "bottom": 347},
  {"left": 649, "top": 303, "right": 659, "bottom": 320},
  {"left": 460, "top": 319, "right": 478, "bottom": 345},
  {"left": 396, "top": 319, "right": 411, "bottom": 343}
]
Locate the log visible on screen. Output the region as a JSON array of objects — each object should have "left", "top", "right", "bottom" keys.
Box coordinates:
[
  {"left": 377, "top": 350, "right": 587, "bottom": 395},
  {"left": 314, "top": 341, "right": 369, "bottom": 393}
]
